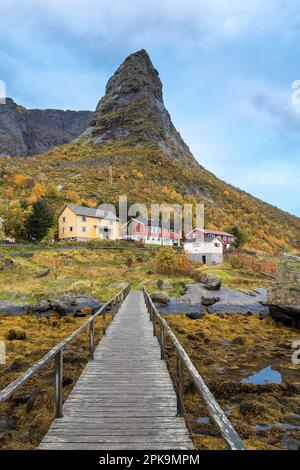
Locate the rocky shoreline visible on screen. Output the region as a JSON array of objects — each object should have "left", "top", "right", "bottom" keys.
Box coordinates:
[{"left": 0, "top": 294, "right": 101, "bottom": 317}]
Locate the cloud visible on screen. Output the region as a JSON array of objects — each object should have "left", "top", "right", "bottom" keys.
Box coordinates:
[
  {"left": 233, "top": 79, "right": 300, "bottom": 135},
  {"left": 0, "top": 0, "right": 300, "bottom": 215}
]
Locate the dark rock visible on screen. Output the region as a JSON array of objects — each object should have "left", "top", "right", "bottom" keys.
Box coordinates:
[
  {"left": 202, "top": 274, "right": 222, "bottom": 291},
  {"left": 187, "top": 312, "right": 206, "bottom": 320},
  {"left": 34, "top": 268, "right": 51, "bottom": 278},
  {"left": 201, "top": 295, "right": 220, "bottom": 306},
  {"left": 267, "top": 257, "right": 300, "bottom": 328},
  {"left": 62, "top": 294, "right": 102, "bottom": 314},
  {"left": 37, "top": 300, "right": 52, "bottom": 313},
  {"left": 7, "top": 357, "right": 26, "bottom": 371},
  {"left": 73, "top": 311, "right": 87, "bottom": 318},
  {"left": 0, "top": 97, "right": 93, "bottom": 157},
  {"left": 151, "top": 292, "right": 170, "bottom": 304},
  {"left": 51, "top": 299, "right": 74, "bottom": 316},
  {"left": 0, "top": 301, "right": 31, "bottom": 315}
]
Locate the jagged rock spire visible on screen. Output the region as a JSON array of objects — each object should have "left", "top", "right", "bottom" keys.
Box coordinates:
[{"left": 83, "top": 49, "right": 198, "bottom": 168}]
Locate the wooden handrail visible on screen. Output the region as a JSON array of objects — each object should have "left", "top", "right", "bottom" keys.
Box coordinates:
[
  {"left": 0, "top": 284, "right": 131, "bottom": 417},
  {"left": 143, "top": 287, "right": 246, "bottom": 451}
]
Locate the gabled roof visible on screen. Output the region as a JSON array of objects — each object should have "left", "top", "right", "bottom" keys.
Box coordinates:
[
  {"left": 125, "top": 217, "right": 179, "bottom": 231},
  {"left": 186, "top": 228, "right": 235, "bottom": 238},
  {"left": 62, "top": 204, "right": 118, "bottom": 220}
]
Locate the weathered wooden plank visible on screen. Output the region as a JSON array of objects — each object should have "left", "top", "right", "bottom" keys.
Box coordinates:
[{"left": 39, "top": 443, "right": 194, "bottom": 450}]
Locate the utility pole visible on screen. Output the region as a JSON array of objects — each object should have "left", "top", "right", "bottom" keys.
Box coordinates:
[{"left": 109, "top": 165, "right": 113, "bottom": 186}]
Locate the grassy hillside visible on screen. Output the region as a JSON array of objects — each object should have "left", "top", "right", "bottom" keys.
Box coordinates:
[{"left": 0, "top": 139, "right": 299, "bottom": 254}]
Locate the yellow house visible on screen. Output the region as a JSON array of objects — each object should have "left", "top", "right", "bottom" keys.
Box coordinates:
[{"left": 58, "top": 204, "right": 120, "bottom": 242}]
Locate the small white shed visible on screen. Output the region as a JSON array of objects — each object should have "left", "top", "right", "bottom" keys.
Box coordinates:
[{"left": 184, "top": 236, "right": 223, "bottom": 264}]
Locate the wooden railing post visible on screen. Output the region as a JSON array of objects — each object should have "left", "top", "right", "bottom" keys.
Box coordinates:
[
  {"left": 55, "top": 349, "right": 63, "bottom": 418},
  {"left": 152, "top": 308, "right": 156, "bottom": 336},
  {"left": 160, "top": 325, "right": 165, "bottom": 360},
  {"left": 89, "top": 320, "right": 94, "bottom": 360},
  {"left": 176, "top": 352, "right": 184, "bottom": 417},
  {"left": 102, "top": 311, "right": 106, "bottom": 336}
]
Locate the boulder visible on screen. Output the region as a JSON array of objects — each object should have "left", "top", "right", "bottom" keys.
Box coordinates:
[
  {"left": 202, "top": 274, "right": 222, "bottom": 291},
  {"left": 51, "top": 299, "right": 74, "bottom": 316},
  {"left": 34, "top": 268, "right": 51, "bottom": 278},
  {"left": 37, "top": 300, "right": 52, "bottom": 313},
  {"left": 62, "top": 294, "right": 101, "bottom": 314},
  {"left": 0, "top": 301, "right": 31, "bottom": 315},
  {"left": 267, "top": 257, "right": 300, "bottom": 327},
  {"left": 150, "top": 292, "right": 170, "bottom": 304},
  {"left": 187, "top": 312, "right": 206, "bottom": 320},
  {"left": 201, "top": 296, "right": 220, "bottom": 306}
]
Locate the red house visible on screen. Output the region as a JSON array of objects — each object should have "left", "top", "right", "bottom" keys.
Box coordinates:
[
  {"left": 185, "top": 228, "right": 235, "bottom": 250},
  {"left": 121, "top": 218, "right": 181, "bottom": 246}
]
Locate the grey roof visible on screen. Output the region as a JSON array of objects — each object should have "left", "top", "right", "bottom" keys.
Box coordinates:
[{"left": 67, "top": 204, "right": 118, "bottom": 220}]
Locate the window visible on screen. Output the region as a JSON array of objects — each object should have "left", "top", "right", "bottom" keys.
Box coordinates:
[
  {"left": 82, "top": 227, "right": 87, "bottom": 233},
  {"left": 109, "top": 220, "right": 113, "bottom": 226},
  {"left": 62, "top": 217, "right": 66, "bottom": 223},
  {"left": 82, "top": 216, "right": 87, "bottom": 222},
  {"left": 62, "top": 228, "right": 65, "bottom": 233},
  {"left": 214, "top": 243, "right": 220, "bottom": 247},
  {"left": 70, "top": 227, "right": 73, "bottom": 232}
]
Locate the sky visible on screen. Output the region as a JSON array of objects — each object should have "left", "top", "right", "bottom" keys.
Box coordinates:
[{"left": 0, "top": 0, "right": 300, "bottom": 216}]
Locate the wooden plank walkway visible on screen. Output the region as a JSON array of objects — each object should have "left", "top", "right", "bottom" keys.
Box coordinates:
[{"left": 39, "top": 290, "right": 193, "bottom": 450}]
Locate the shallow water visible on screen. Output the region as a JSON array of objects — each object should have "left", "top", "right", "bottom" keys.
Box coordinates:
[
  {"left": 156, "top": 284, "right": 269, "bottom": 315},
  {"left": 196, "top": 416, "right": 210, "bottom": 425},
  {"left": 255, "top": 423, "right": 300, "bottom": 431},
  {"left": 241, "top": 366, "right": 282, "bottom": 385}
]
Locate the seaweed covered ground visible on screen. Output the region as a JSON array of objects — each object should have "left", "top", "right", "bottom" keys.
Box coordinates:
[
  {"left": 164, "top": 314, "right": 300, "bottom": 450},
  {"left": 0, "top": 314, "right": 108, "bottom": 449}
]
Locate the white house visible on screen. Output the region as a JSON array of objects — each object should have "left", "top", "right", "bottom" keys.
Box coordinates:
[
  {"left": 186, "top": 228, "right": 235, "bottom": 251},
  {"left": 184, "top": 236, "right": 223, "bottom": 264}
]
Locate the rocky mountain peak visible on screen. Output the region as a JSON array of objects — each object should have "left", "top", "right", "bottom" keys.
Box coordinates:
[
  {"left": 0, "top": 98, "right": 93, "bottom": 157},
  {"left": 105, "top": 49, "right": 162, "bottom": 99},
  {"left": 84, "top": 49, "right": 198, "bottom": 168}
]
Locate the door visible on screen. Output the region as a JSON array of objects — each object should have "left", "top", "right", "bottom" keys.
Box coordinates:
[{"left": 202, "top": 255, "right": 206, "bottom": 264}]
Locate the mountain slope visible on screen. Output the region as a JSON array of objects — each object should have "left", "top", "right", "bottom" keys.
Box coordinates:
[
  {"left": 0, "top": 98, "right": 92, "bottom": 157},
  {"left": 0, "top": 49, "right": 299, "bottom": 253}
]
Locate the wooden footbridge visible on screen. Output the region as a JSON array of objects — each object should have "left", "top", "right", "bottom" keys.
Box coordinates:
[{"left": 0, "top": 286, "right": 246, "bottom": 450}]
